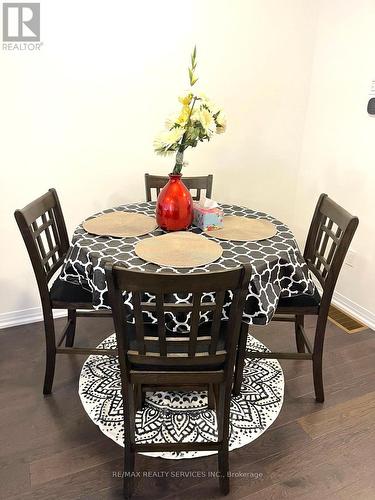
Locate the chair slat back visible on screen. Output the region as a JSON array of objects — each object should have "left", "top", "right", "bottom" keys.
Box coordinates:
[
  {"left": 145, "top": 174, "right": 213, "bottom": 201},
  {"left": 304, "top": 194, "right": 359, "bottom": 302},
  {"left": 105, "top": 264, "right": 251, "bottom": 370},
  {"left": 14, "top": 189, "right": 70, "bottom": 294}
]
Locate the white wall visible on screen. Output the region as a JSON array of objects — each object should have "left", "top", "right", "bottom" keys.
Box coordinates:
[
  {"left": 293, "top": 0, "right": 375, "bottom": 325},
  {"left": 0, "top": 0, "right": 319, "bottom": 326}
]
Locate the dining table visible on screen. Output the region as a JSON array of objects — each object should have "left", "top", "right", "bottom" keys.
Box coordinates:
[
  {"left": 60, "top": 200, "right": 315, "bottom": 459},
  {"left": 60, "top": 201, "right": 315, "bottom": 328}
]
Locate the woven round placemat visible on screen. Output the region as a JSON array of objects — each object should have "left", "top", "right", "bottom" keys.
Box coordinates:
[
  {"left": 135, "top": 232, "right": 223, "bottom": 268},
  {"left": 205, "top": 216, "right": 277, "bottom": 242},
  {"left": 82, "top": 212, "right": 157, "bottom": 238}
]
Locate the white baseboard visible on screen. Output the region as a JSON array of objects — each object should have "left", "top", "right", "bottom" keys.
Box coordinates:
[
  {"left": 0, "top": 307, "right": 67, "bottom": 330},
  {"left": 332, "top": 292, "right": 375, "bottom": 332}
]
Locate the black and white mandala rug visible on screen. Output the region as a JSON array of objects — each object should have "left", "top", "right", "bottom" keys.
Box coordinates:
[{"left": 79, "top": 333, "right": 284, "bottom": 459}]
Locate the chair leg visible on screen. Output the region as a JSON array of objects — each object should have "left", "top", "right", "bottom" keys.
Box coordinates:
[
  {"left": 217, "top": 383, "right": 230, "bottom": 495},
  {"left": 135, "top": 384, "right": 144, "bottom": 411},
  {"left": 233, "top": 322, "right": 248, "bottom": 396},
  {"left": 43, "top": 312, "right": 57, "bottom": 395},
  {"left": 295, "top": 314, "right": 305, "bottom": 353},
  {"left": 218, "top": 444, "right": 230, "bottom": 495},
  {"left": 313, "top": 354, "right": 324, "bottom": 403},
  {"left": 65, "top": 309, "right": 77, "bottom": 347},
  {"left": 123, "top": 382, "right": 136, "bottom": 498},
  {"left": 123, "top": 444, "right": 135, "bottom": 499},
  {"left": 312, "top": 319, "right": 327, "bottom": 403},
  {"left": 208, "top": 384, "right": 215, "bottom": 410}
]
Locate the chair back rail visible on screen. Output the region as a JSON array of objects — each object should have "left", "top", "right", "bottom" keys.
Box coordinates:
[
  {"left": 105, "top": 263, "right": 251, "bottom": 372},
  {"left": 304, "top": 193, "right": 359, "bottom": 308},
  {"left": 14, "top": 189, "right": 70, "bottom": 300},
  {"left": 145, "top": 173, "right": 213, "bottom": 201}
]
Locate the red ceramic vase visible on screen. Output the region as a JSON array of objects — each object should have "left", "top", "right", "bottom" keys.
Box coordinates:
[{"left": 156, "top": 174, "right": 193, "bottom": 231}]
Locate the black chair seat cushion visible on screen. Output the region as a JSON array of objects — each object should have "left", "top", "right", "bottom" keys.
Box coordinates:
[
  {"left": 277, "top": 286, "right": 321, "bottom": 309},
  {"left": 50, "top": 278, "right": 93, "bottom": 304}
]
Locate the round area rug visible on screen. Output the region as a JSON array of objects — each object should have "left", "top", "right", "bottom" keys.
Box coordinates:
[{"left": 79, "top": 333, "right": 284, "bottom": 459}]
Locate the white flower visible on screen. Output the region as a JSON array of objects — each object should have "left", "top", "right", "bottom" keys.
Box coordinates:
[
  {"left": 165, "top": 114, "right": 176, "bottom": 129},
  {"left": 166, "top": 126, "right": 185, "bottom": 143},
  {"left": 153, "top": 127, "right": 185, "bottom": 155},
  {"left": 197, "top": 91, "right": 215, "bottom": 108},
  {"left": 197, "top": 107, "right": 216, "bottom": 136},
  {"left": 215, "top": 110, "right": 227, "bottom": 134},
  {"left": 190, "top": 107, "right": 200, "bottom": 122}
]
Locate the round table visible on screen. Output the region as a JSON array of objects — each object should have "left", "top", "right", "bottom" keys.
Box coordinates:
[
  {"left": 60, "top": 201, "right": 315, "bottom": 328},
  {"left": 62, "top": 201, "right": 312, "bottom": 459}
]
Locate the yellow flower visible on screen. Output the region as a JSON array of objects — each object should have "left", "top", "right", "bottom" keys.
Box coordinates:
[
  {"left": 178, "top": 93, "right": 193, "bottom": 106},
  {"left": 176, "top": 104, "right": 191, "bottom": 125}
]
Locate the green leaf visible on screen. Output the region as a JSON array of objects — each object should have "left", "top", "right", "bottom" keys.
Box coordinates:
[
  {"left": 188, "top": 68, "right": 194, "bottom": 85},
  {"left": 188, "top": 46, "right": 198, "bottom": 85}
]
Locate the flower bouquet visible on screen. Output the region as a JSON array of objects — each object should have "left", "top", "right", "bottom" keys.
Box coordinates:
[{"left": 154, "top": 46, "right": 226, "bottom": 174}]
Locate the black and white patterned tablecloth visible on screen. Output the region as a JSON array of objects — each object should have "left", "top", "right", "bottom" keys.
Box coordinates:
[{"left": 60, "top": 202, "right": 315, "bottom": 327}]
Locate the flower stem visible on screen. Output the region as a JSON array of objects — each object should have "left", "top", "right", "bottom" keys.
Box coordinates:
[
  {"left": 172, "top": 97, "right": 197, "bottom": 174},
  {"left": 173, "top": 151, "right": 184, "bottom": 175}
]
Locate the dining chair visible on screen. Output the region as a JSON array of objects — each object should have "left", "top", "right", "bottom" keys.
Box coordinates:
[
  {"left": 145, "top": 173, "right": 213, "bottom": 201},
  {"left": 105, "top": 262, "right": 252, "bottom": 498},
  {"left": 233, "top": 193, "right": 359, "bottom": 403},
  {"left": 14, "top": 188, "right": 112, "bottom": 395}
]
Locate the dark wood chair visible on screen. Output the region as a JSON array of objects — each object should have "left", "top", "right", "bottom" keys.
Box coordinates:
[
  {"left": 14, "top": 188, "right": 112, "bottom": 395},
  {"left": 233, "top": 194, "right": 359, "bottom": 403},
  {"left": 105, "top": 262, "right": 252, "bottom": 498},
  {"left": 145, "top": 173, "right": 213, "bottom": 201}
]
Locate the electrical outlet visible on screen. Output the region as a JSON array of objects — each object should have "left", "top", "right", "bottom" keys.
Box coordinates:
[
  {"left": 345, "top": 250, "right": 357, "bottom": 267},
  {"left": 368, "top": 80, "right": 375, "bottom": 115}
]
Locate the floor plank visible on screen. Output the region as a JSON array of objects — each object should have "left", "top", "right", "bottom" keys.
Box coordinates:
[{"left": 298, "top": 390, "right": 375, "bottom": 439}]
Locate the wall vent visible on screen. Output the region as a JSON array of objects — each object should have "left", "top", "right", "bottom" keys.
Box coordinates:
[{"left": 328, "top": 304, "right": 368, "bottom": 334}]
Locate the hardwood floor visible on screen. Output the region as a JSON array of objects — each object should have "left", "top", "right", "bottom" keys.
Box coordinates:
[{"left": 0, "top": 315, "right": 375, "bottom": 499}]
